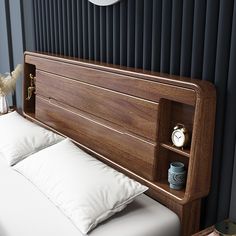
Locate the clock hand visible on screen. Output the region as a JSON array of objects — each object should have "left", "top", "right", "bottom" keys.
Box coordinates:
[
  {"left": 175, "top": 134, "right": 182, "bottom": 140},
  {"left": 174, "top": 134, "right": 179, "bottom": 139}
]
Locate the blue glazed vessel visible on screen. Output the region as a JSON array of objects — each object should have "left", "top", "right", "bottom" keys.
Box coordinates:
[{"left": 168, "top": 162, "right": 186, "bottom": 190}]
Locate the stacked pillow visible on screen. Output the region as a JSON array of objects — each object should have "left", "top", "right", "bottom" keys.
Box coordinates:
[
  {"left": 0, "top": 111, "right": 63, "bottom": 165},
  {"left": 0, "top": 111, "right": 148, "bottom": 234},
  {"left": 14, "top": 139, "right": 148, "bottom": 234}
]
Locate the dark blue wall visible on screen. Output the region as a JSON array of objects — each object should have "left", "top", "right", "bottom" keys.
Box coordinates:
[
  {"left": 0, "top": 0, "right": 34, "bottom": 109},
  {"left": 0, "top": 0, "right": 14, "bottom": 105}
]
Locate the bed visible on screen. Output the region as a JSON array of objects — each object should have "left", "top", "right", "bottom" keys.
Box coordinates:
[
  {"left": 0, "top": 153, "right": 180, "bottom": 236},
  {"left": 0, "top": 51, "right": 216, "bottom": 236}
]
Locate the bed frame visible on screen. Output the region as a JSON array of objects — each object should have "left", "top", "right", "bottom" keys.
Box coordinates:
[{"left": 23, "top": 51, "right": 216, "bottom": 236}]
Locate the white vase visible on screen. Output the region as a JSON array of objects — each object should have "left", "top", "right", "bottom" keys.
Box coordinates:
[{"left": 0, "top": 96, "right": 8, "bottom": 114}]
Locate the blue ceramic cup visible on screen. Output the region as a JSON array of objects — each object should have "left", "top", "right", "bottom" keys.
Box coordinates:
[{"left": 168, "top": 162, "right": 186, "bottom": 190}]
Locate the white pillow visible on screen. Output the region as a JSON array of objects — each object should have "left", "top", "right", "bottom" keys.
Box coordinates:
[
  {"left": 0, "top": 111, "right": 64, "bottom": 165},
  {"left": 14, "top": 139, "right": 148, "bottom": 234}
]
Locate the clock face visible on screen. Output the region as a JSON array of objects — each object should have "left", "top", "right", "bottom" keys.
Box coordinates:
[
  {"left": 88, "top": 0, "right": 120, "bottom": 6},
  {"left": 171, "top": 130, "right": 185, "bottom": 147}
]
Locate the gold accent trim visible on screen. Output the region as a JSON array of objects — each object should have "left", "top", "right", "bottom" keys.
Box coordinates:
[{"left": 26, "top": 73, "right": 36, "bottom": 100}]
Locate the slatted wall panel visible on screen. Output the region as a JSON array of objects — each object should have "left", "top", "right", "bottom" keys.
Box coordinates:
[
  {"left": 36, "top": 2, "right": 173, "bottom": 72},
  {"left": 32, "top": 0, "right": 236, "bottom": 227}
]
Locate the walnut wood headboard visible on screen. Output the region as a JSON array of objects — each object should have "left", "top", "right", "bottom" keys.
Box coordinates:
[{"left": 23, "top": 51, "right": 216, "bottom": 236}]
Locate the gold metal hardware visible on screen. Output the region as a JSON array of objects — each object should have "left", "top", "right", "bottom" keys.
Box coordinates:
[{"left": 26, "top": 73, "right": 36, "bottom": 100}]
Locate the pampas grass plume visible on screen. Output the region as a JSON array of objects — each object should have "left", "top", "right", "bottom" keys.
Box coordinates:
[{"left": 0, "top": 64, "right": 23, "bottom": 96}]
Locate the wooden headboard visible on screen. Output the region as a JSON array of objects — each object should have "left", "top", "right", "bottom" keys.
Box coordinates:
[{"left": 23, "top": 51, "right": 216, "bottom": 236}]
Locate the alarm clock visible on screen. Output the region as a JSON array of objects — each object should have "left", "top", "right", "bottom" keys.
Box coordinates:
[{"left": 171, "top": 124, "right": 190, "bottom": 148}]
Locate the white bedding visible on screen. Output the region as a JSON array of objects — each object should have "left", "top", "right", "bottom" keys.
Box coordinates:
[{"left": 0, "top": 155, "right": 180, "bottom": 236}]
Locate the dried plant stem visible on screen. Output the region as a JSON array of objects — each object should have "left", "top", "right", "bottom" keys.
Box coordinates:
[{"left": 0, "top": 64, "right": 22, "bottom": 96}]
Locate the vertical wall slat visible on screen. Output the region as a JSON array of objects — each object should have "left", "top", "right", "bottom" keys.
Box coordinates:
[
  {"left": 82, "top": 0, "right": 88, "bottom": 59},
  {"left": 52, "top": 0, "right": 59, "bottom": 54},
  {"left": 106, "top": 6, "right": 113, "bottom": 63},
  {"left": 202, "top": 0, "right": 220, "bottom": 82},
  {"left": 41, "top": 0, "right": 47, "bottom": 52},
  {"left": 37, "top": 0, "right": 42, "bottom": 51},
  {"left": 119, "top": 0, "right": 127, "bottom": 66},
  {"left": 100, "top": 7, "right": 106, "bottom": 62},
  {"left": 48, "top": 1, "right": 54, "bottom": 53},
  {"left": 22, "top": 0, "right": 35, "bottom": 51},
  {"left": 127, "top": 0, "right": 135, "bottom": 67},
  {"left": 67, "top": 1, "right": 73, "bottom": 56},
  {"left": 33, "top": 0, "right": 40, "bottom": 50},
  {"left": 134, "top": 0, "right": 144, "bottom": 69},
  {"left": 170, "top": 0, "right": 183, "bottom": 75},
  {"left": 113, "top": 4, "right": 120, "bottom": 65},
  {"left": 88, "top": 2, "right": 94, "bottom": 60},
  {"left": 160, "top": 0, "right": 172, "bottom": 73},
  {"left": 77, "top": 0, "right": 83, "bottom": 58},
  {"left": 180, "top": 0, "right": 194, "bottom": 76},
  {"left": 62, "top": 1, "right": 68, "bottom": 55},
  {"left": 37, "top": 0, "right": 43, "bottom": 51},
  {"left": 142, "top": 0, "right": 152, "bottom": 70},
  {"left": 57, "top": 0, "right": 63, "bottom": 54},
  {"left": 151, "top": 0, "right": 162, "bottom": 72},
  {"left": 191, "top": 0, "right": 207, "bottom": 78},
  {"left": 45, "top": 0, "right": 50, "bottom": 52},
  {"left": 71, "top": 0, "right": 78, "bottom": 57},
  {"left": 94, "top": 6, "right": 100, "bottom": 61}
]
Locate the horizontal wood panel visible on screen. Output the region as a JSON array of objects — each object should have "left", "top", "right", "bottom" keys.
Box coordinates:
[
  {"left": 36, "top": 70, "right": 159, "bottom": 141},
  {"left": 27, "top": 55, "right": 196, "bottom": 105},
  {"left": 35, "top": 96, "right": 157, "bottom": 180}
]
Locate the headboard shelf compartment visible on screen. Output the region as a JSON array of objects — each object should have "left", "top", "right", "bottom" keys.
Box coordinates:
[
  {"left": 158, "top": 99, "right": 194, "bottom": 147},
  {"left": 23, "top": 52, "right": 216, "bottom": 236},
  {"left": 23, "top": 63, "right": 36, "bottom": 114},
  {"left": 154, "top": 147, "right": 190, "bottom": 203},
  {"left": 160, "top": 142, "right": 190, "bottom": 158}
]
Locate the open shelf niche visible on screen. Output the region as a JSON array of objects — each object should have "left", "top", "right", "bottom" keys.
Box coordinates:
[
  {"left": 23, "top": 62, "right": 36, "bottom": 117},
  {"left": 155, "top": 99, "right": 195, "bottom": 198}
]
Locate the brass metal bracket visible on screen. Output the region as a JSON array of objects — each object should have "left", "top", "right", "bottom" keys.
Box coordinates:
[{"left": 26, "top": 73, "right": 36, "bottom": 100}]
